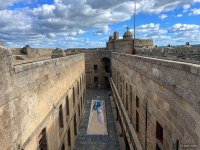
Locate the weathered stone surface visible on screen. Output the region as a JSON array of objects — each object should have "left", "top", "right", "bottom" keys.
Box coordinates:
[
  {"left": 135, "top": 47, "right": 200, "bottom": 65},
  {"left": 0, "top": 51, "right": 86, "bottom": 150},
  {"left": 1, "top": 38, "right": 200, "bottom": 150},
  {"left": 77, "top": 49, "right": 111, "bottom": 88},
  {"left": 112, "top": 52, "right": 200, "bottom": 150}
]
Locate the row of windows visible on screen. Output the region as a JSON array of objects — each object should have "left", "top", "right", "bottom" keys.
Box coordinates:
[
  {"left": 120, "top": 83, "right": 164, "bottom": 149},
  {"left": 38, "top": 126, "right": 72, "bottom": 150},
  {"left": 39, "top": 98, "right": 84, "bottom": 150},
  {"left": 73, "top": 75, "right": 85, "bottom": 106},
  {"left": 60, "top": 94, "right": 84, "bottom": 129},
  {"left": 113, "top": 69, "right": 180, "bottom": 150},
  {"left": 38, "top": 74, "right": 85, "bottom": 150}
]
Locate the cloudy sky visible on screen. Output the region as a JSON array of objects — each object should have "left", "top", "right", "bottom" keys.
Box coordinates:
[{"left": 0, "top": 0, "right": 200, "bottom": 48}]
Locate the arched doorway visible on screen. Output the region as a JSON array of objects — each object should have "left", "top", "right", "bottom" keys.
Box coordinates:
[{"left": 101, "top": 57, "right": 111, "bottom": 88}]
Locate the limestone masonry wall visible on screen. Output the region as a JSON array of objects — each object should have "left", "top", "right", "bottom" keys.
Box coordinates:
[
  {"left": 11, "top": 48, "right": 52, "bottom": 58},
  {"left": 136, "top": 46, "right": 200, "bottom": 64},
  {"left": 111, "top": 52, "right": 200, "bottom": 150},
  {"left": 106, "top": 39, "right": 154, "bottom": 54},
  {"left": 0, "top": 48, "right": 86, "bottom": 150},
  {"left": 78, "top": 49, "right": 111, "bottom": 88}
]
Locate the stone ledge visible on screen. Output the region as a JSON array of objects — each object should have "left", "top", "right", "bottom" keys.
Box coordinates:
[
  {"left": 13, "top": 53, "right": 84, "bottom": 73},
  {"left": 112, "top": 52, "right": 200, "bottom": 76}
]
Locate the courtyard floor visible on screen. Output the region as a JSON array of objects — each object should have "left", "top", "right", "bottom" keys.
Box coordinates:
[{"left": 73, "top": 88, "right": 120, "bottom": 150}]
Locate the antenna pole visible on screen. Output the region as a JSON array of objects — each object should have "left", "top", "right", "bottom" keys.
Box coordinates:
[{"left": 133, "top": 0, "right": 136, "bottom": 54}]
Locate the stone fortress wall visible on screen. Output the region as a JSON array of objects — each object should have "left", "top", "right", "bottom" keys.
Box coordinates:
[
  {"left": 106, "top": 31, "right": 154, "bottom": 54},
  {"left": 111, "top": 52, "right": 200, "bottom": 149},
  {"left": 0, "top": 47, "right": 86, "bottom": 150},
  {"left": 77, "top": 48, "right": 111, "bottom": 88},
  {"left": 104, "top": 30, "right": 200, "bottom": 150},
  {"left": 135, "top": 46, "right": 200, "bottom": 64},
  {"left": 11, "top": 47, "right": 52, "bottom": 58}
]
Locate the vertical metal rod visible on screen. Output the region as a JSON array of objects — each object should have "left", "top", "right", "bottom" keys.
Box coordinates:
[
  {"left": 133, "top": 0, "right": 136, "bottom": 54},
  {"left": 134, "top": 0, "right": 136, "bottom": 42}
]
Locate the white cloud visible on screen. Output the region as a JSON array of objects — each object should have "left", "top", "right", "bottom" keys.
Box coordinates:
[
  {"left": 189, "top": 8, "right": 200, "bottom": 15},
  {"left": 32, "top": 4, "right": 56, "bottom": 18},
  {"left": 134, "top": 23, "right": 168, "bottom": 46},
  {"left": 137, "top": 23, "right": 167, "bottom": 34},
  {"left": 183, "top": 4, "right": 191, "bottom": 12},
  {"left": 137, "top": 23, "right": 160, "bottom": 31},
  {"left": 0, "top": 0, "right": 200, "bottom": 48},
  {"left": 177, "top": 14, "right": 183, "bottom": 17},
  {"left": 0, "top": 0, "right": 20, "bottom": 9},
  {"left": 134, "top": 23, "right": 200, "bottom": 46},
  {"left": 168, "top": 23, "right": 200, "bottom": 33},
  {"left": 193, "top": 0, "right": 200, "bottom": 2},
  {"left": 166, "top": 23, "right": 200, "bottom": 45},
  {"left": 93, "top": 26, "right": 110, "bottom": 36},
  {"left": 159, "top": 14, "right": 168, "bottom": 20}
]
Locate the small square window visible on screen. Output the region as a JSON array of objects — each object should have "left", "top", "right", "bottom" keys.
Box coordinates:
[{"left": 94, "top": 65, "right": 98, "bottom": 71}]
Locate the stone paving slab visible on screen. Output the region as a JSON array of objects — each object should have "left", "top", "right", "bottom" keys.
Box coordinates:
[{"left": 73, "top": 88, "right": 120, "bottom": 150}]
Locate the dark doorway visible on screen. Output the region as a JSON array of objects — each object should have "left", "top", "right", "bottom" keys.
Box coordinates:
[
  {"left": 101, "top": 57, "right": 111, "bottom": 88},
  {"left": 101, "top": 57, "right": 111, "bottom": 73},
  {"left": 105, "top": 65, "right": 109, "bottom": 72},
  {"left": 94, "top": 76, "right": 98, "bottom": 87}
]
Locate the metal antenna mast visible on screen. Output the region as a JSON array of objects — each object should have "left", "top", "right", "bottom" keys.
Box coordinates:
[{"left": 133, "top": 0, "right": 136, "bottom": 54}]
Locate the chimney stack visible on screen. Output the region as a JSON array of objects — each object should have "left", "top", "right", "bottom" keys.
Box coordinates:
[{"left": 113, "top": 32, "right": 119, "bottom": 40}]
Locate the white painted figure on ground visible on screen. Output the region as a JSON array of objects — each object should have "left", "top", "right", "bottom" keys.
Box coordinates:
[{"left": 93, "top": 100, "right": 104, "bottom": 125}]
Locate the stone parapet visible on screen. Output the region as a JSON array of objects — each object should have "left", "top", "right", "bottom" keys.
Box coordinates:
[{"left": 135, "top": 46, "right": 200, "bottom": 64}]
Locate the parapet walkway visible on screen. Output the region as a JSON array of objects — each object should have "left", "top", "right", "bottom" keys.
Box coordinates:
[{"left": 73, "top": 88, "right": 120, "bottom": 150}]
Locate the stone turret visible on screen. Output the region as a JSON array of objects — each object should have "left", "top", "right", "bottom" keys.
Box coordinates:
[
  {"left": 123, "top": 27, "right": 133, "bottom": 40},
  {"left": 113, "top": 32, "right": 119, "bottom": 40}
]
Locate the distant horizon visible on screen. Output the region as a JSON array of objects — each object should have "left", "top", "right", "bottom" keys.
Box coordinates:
[
  {"left": 7, "top": 43, "right": 200, "bottom": 50},
  {"left": 0, "top": 0, "right": 200, "bottom": 48}
]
